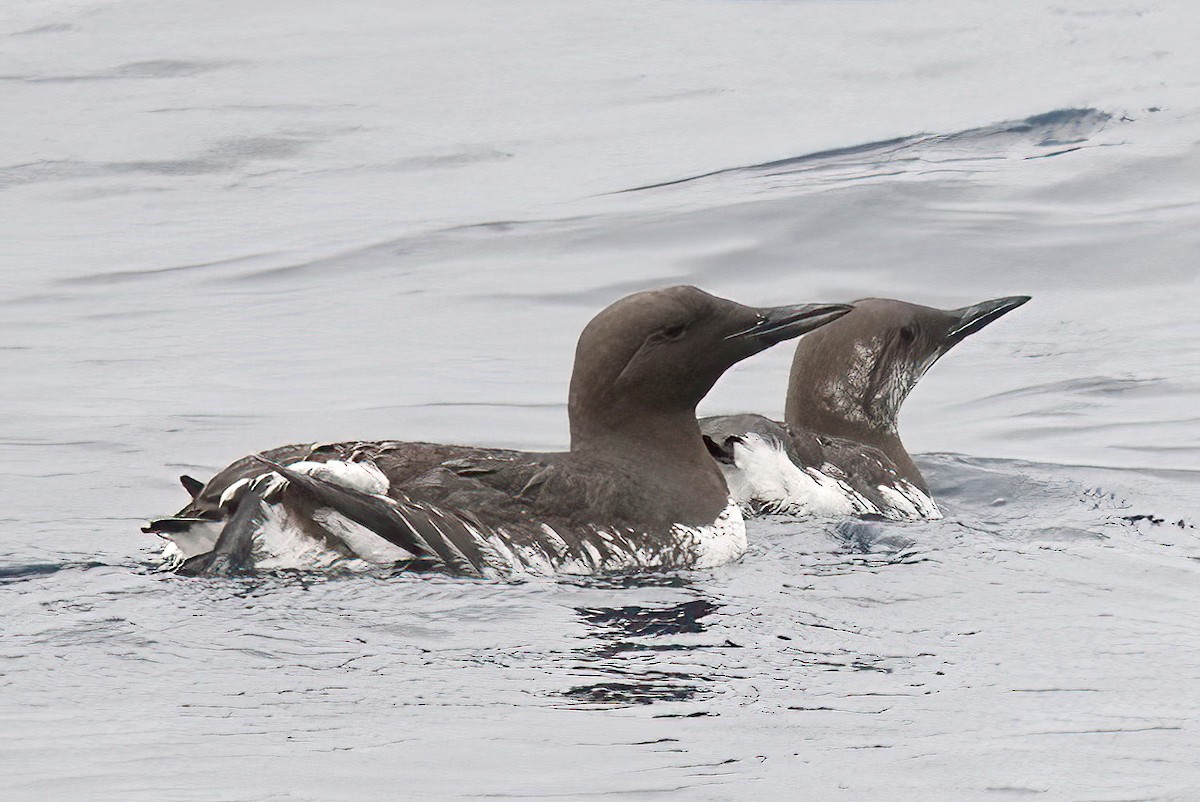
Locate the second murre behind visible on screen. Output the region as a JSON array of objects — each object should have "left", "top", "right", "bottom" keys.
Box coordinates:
[
  {"left": 701, "top": 295, "right": 1031, "bottom": 520},
  {"left": 146, "top": 286, "right": 851, "bottom": 577}
]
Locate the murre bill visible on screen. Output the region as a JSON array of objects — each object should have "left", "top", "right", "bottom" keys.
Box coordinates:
[
  {"left": 700, "top": 295, "right": 1030, "bottom": 520},
  {"left": 146, "top": 286, "right": 851, "bottom": 577}
]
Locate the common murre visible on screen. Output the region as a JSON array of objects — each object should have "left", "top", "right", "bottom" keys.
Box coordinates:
[
  {"left": 147, "top": 286, "right": 851, "bottom": 577},
  {"left": 700, "top": 295, "right": 1030, "bottom": 520}
]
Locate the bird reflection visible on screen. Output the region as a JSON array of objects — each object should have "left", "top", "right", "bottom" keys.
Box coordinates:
[
  {"left": 561, "top": 584, "right": 734, "bottom": 707},
  {"left": 577, "top": 598, "right": 719, "bottom": 640}
]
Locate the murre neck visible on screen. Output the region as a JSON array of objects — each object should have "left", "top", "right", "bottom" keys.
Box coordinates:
[
  {"left": 571, "top": 409, "right": 731, "bottom": 528},
  {"left": 783, "top": 313, "right": 930, "bottom": 489},
  {"left": 563, "top": 286, "right": 853, "bottom": 527}
]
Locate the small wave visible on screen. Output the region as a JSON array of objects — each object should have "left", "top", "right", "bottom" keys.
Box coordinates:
[
  {"left": 617, "top": 108, "right": 1115, "bottom": 194},
  {"left": 0, "top": 59, "right": 239, "bottom": 84},
  {"left": 58, "top": 252, "right": 285, "bottom": 286},
  {"left": 967, "top": 375, "right": 1172, "bottom": 402},
  {"left": 0, "top": 135, "right": 314, "bottom": 192},
  {"left": 0, "top": 560, "right": 106, "bottom": 584}
]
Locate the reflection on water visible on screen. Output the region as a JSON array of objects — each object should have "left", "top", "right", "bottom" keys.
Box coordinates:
[{"left": 565, "top": 593, "right": 729, "bottom": 707}]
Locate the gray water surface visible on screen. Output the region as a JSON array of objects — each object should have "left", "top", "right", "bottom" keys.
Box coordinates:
[{"left": 3, "top": 2, "right": 1199, "bottom": 799}]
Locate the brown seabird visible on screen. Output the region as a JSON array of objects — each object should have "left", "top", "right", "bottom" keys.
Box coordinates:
[{"left": 147, "top": 286, "right": 851, "bottom": 576}]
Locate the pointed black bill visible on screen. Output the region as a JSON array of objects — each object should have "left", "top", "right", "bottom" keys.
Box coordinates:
[
  {"left": 945, "top": 295, "right": 1030, "bottom": 346},
  {"left": 726, "top": 302, "right": 853, "bottom": 346}
]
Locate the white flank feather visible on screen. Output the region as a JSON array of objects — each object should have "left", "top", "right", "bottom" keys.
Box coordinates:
[
  {"left": 674, "top": 501, "right": 747, "bottom": 569},
  {"left": 219, "top": 477, "right": 252, "bottom": 509},
  {"left": 722, "top": 433, "right": 878, "bottom": 516},
  {"left": 285, "top": 459, "right": 389, "bottom": 495},
  {"left": 311, "top": 508, "right": 416, "bottom": 564},
  {"left": 252, "top": 502, "right": 348, "bottom": 571},
  {"left": 479, "top": 502, "right": 746, "bottom": 577},
  {"left": 877, "top": 482, "right": 942, "bottom": 521}
]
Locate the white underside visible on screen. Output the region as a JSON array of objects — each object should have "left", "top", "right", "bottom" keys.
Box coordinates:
[
  {"left": 476, "top": 502, "right": 747, "bottom": 577},
  {"left": 721, "top": 433, "right": 941, "bottom": 521},
  {"left": 158, "top": 459, "right": 747, "bottom": 576}
]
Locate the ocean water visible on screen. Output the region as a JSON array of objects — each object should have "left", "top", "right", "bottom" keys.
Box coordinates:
[{"left": 2, "top": 1, "right": 1199, "bottom": 799}]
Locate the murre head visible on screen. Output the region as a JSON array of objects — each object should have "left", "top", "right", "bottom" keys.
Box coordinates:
[
  {"left": 785, "top": 295, "right": 1029, "bottom": 475},
  {"left": 570, "top": 286, "right": 850, "bottom": 448}
]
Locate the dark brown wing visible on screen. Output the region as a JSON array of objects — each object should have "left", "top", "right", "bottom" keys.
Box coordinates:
[
  {"left": 170, "top": 440, "right": 541, "bottom": 517},
  {"left": 258, "top": 458, "right": 488, "bottom": 575}
]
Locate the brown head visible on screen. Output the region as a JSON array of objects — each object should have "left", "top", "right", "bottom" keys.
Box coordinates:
[
  {"left": 569, "top": 286, "right": 850, "bottom": 450},
  {"left": 785, "top": 295, "right": 1030, "bottom": 488}
]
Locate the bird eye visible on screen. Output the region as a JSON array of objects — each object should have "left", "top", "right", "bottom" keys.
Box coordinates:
[
  {"left": 899, "top": 325, "right": 917, "bottom": 343},
  {"left": 660, "top": 323, "right": 688, "bottom": 341}
]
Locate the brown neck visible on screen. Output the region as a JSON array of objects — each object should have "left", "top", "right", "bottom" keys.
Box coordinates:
[
  {"left": 569, "top": 407, "right": 731, "bottom": 527},
  {"left": 785, "top": 365, "right": 927, "bottom": 492}
]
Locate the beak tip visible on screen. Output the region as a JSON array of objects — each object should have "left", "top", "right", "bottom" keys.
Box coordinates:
[
  {"left": 726, "top": 301, "right": 853, "bottom": 343},
  {"left": 947, "top": 294, "right": 1032, "bottom": 342}
]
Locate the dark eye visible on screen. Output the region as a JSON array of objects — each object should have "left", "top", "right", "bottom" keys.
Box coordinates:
[
  {"left": 660, "top": 323, "right": 688, "bottom": 341},
  {"left": 899, "top": 325, "right": 917, "bottom": 343}
]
